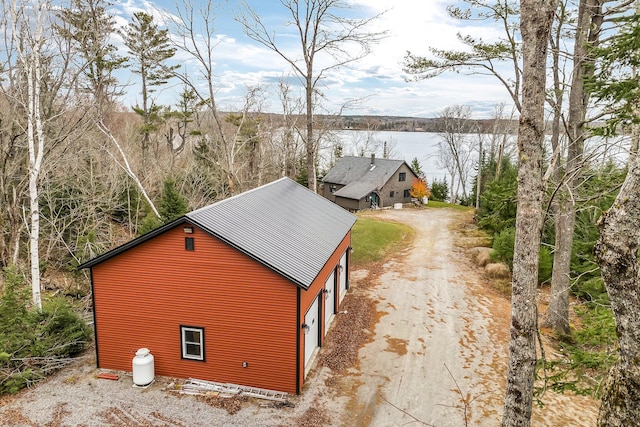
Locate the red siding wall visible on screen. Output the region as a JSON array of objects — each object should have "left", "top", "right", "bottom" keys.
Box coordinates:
[
  {"left": 297, "top": 231, "right": 351, "bottom": 389},
  {"left": 91, "top": 223, "right": 299, "bottom": 393}
]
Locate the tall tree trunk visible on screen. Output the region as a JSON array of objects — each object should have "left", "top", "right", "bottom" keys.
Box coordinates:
[
  {"left": 501, "top": 1, "right": 557, "bottom": 425},
  {"left": 476, "top": 135, "right": 483, "bottom": 209},
  {"left": 543, "top": 0, "right": 569, "bottom": 334},
  {"left": 631, "top": 0, "right": 640, "bottom": 157},
  {"left": 544, "top": 0, "right": 603, "bottom": 336},
  {"left": 12, "top": 0, "right": 48, "bottom": 311},
  {"left": 545, "top": 202, "right": 572, "bottom": 334},
  {"left": 449, "top": 173, "right": 455, "bottom": 203},
  {"left": 306, "top": 79, "right": 317, "bottom": 192},
  {"left": 27, "top": 53, "right": 44, "bottom": 310},
  {"left": 595, "top": 156, "right": 640, "bottom": 425}
]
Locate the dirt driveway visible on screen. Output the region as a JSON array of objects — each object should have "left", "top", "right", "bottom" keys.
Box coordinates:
[
  {"left": 337, "top": 207, "right": 599, "bottom": 426},
  {"left": 0, "top": 208, "right": 599, "bottom": 426}
]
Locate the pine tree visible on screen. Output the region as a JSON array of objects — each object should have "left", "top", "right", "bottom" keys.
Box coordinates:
[
  {"left": 429, "top": 178, "right": 448, "bottom": 202},
  {"left": 410, "top": 157, "right": 424, "bottom": 178},
  {"left": 56, "top": 0, "right": 127, "bottom": 113},
  {"left": 122, "top": 12, "right": 178, "bottom": 158},
  {"left": 159, "top": 178, "right": 188, "bottom": 223}
]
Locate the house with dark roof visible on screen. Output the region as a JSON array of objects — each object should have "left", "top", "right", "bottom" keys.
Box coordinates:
[
  {"left": 79, "top": 177, "right": 356, "bottom": 394},
  {"left": 322, "top": 155, "right": 419, "bottom": 211}
]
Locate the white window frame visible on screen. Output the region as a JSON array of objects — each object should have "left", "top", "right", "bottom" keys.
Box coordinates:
[{"left": 181, "top": 326, "right": 204, "bottom": 361}]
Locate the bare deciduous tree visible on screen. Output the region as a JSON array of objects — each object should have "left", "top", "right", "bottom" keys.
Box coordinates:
[
  {"left": 3, "top": 0, "right": 59, "bottom": 309},
  {"left": 543, "top": 0, "right": 605, "bottom": 335},
  {"left": 235, "top": 0, "right": 385, "bottom": 192},
  {"left": 437, "top": 105, "right": 476, "bottom": 203},
  {"left": 404, "top": 0, "right": 523, "bottom": 113},
  {"left": 169, "top": 0, "right": 252, "bottom": 196},
  {"left": 0, "top": 93, "right": 27, "bottom": 268}
]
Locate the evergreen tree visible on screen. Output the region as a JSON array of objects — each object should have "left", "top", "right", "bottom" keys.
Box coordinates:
[
  {"left": 588, "top": 14, "right": 640, "bottom": 138},
  {"left": 477, "top": 157, "right": 518, "bottom": 235},
  {"left": 138, "top": 177, "right": 188, "bottom": 234},
  {"left": 122, "top": 11, "right": 178, "bottom": 158},
  {"left": 159, "top": 178, "right": 188, "bottom": 223},
  {"left": 429, "top": 178, "right": 448, "bottom": 202},
  {"left": 410, "top": 157, "right": 424, "bottom": 178},
  {"left": 571, "top": 161, "right": 626, "bottom": 298},
  {"left": 56, "top": 0, "right": 127, "bottom": 112}
]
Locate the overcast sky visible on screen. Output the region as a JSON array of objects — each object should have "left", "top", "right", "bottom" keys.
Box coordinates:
[{"left": 111, "top": 0, "right": 516, "bottom": 118}]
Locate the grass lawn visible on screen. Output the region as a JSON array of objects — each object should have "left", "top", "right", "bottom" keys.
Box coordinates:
[
  {"left": 424, "top": 200, "right": 474, "bottom": 211},
  {"left": 350, "top": 216, "right": 414, "bottom": 266}
]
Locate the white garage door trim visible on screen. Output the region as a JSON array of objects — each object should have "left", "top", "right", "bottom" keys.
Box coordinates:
[
  {"left": 304, "top": 295, "right": 320, "bottom": 371},
  {"left": 339, "top": 251, "right": 348, "bottom": 303},
  {"left": 324, "top": 271, "right": 336, "bottom": 331}
]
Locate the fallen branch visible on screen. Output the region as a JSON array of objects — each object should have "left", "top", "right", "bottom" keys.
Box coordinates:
[{"left": 380, "top": 395, "right": 435, "bottom": 426}]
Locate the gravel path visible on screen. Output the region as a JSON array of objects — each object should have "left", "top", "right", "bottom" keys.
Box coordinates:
[{"left": 0, "top": 207, "right": 599, "bottom": 426}]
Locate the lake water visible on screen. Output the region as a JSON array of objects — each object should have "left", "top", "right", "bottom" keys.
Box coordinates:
[
  {"left": 334, "top": 130, "right": 454, "bottom": 184},
  {"left": 333, "top": 130, "right": 630, "bottom": 187}
]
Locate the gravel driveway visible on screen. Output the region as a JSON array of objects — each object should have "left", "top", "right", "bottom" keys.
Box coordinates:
[
  {"left": 0, "top": 208, "right": 599, "bottom": 426},
  {"left": 339, "top": 208, "right": 599, "bottom": 426}
]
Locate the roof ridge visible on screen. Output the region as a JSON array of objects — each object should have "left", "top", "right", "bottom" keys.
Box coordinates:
[
  {"left": 341, "top": 155, "right": 404, "bottom": 162},
  {"left": 187, "top": 177, "right": 288, "bottom": 216}
]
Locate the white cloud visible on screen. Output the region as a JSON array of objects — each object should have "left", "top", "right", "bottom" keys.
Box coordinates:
[{"left": 114, "top": 0, "right": 515, "bottom": 118}]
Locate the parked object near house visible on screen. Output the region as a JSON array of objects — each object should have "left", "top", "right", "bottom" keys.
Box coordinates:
[
  {"left": 322, "top": 155, "right": 419, "bottom": 211},
  {"left": 79, "top": 178, "right": 356, "bottom": 394},
  {"left": 132, "top": 348, "right": 154, "bottom": 386}
]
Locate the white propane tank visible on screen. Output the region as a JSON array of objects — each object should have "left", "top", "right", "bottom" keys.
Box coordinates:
[{"left": 132, "top": 348, "right": 154, "bottom": 386}]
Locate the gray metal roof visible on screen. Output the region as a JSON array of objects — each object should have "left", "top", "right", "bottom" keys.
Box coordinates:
[
  {"left": 79, "top": 178, "right": 356, "bottom": 290},
  {"left": 186, "top": 177, "right": 356, "bottom": 289},
  {"left": 322, "top": 156, "right": 411, "bottom": 200},
  {"left": 333, "top": 181, "right": 378, "bottom": 199}
]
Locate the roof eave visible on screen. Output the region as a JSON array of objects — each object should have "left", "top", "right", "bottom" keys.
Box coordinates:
[{"left": 77, "top": 216, "right": 190, "bottom": 270}]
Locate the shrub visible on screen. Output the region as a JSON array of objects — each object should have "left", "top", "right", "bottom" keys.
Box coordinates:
[
  {"left": 538, "top": 245, "right": 553, "bottom": 284},
  {"left": 477, "top": 159, "right": 518, "bottom": 235},
  {"left": 429, "top": 178, "right": 448, "bottom": 202},
  {"left": 574, "top": 276, "right": 609, "bottom": 304},
  {"left": 0, "top": 268, "right": 91, "bottom": 394},
  {"left": 490, "top": 227, "right": 554, "bottom": 284},
  {"left": 490, "top": 227, "right": 515, "bottom": 268}
]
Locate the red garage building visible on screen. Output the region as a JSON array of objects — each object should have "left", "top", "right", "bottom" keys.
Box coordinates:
[{"left": 80, "top": 177, "right": 356, "bottom": 394}]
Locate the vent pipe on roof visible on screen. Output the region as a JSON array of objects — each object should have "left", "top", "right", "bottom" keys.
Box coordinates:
[{"left": 370, "top": 153, "right": 375, "bottom": 165}]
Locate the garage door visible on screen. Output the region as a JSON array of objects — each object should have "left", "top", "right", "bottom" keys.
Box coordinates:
[
  {"left": 339, "top": 251, "right": 348, "bottom": 303},
  {"left": 304, "top": 295, "right": 320, "bottom": 370},
  {"left": 324, "top": 271, "right": 335, "bottom": 331}
]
